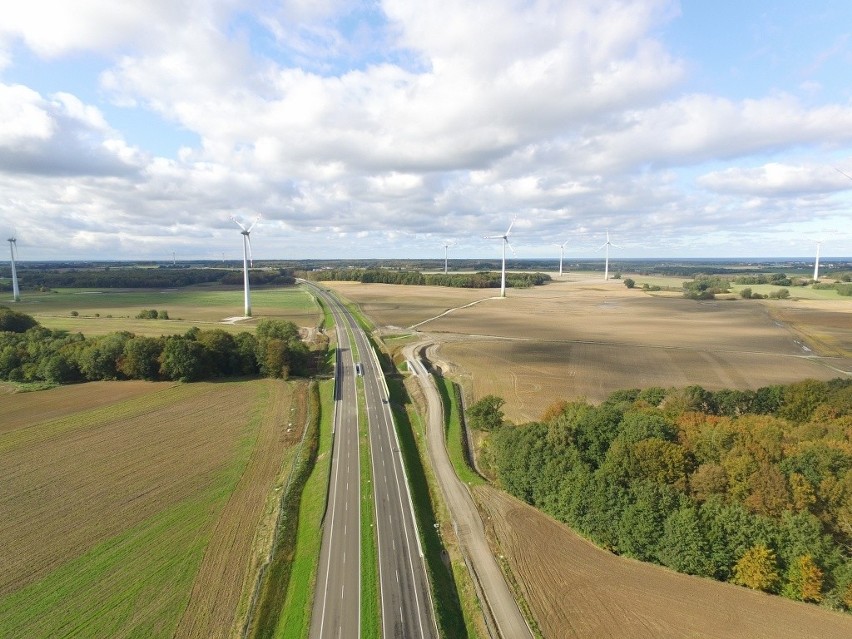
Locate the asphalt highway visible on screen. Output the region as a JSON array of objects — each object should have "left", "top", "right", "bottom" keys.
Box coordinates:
[
  {"left": 306, "top": 282, "right": 437, "bottom": 639},
  {"left": 309, "top": 286, "right": 362, "bottom": 639}
]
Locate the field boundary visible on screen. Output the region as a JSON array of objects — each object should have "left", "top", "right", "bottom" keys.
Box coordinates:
[{"left": 243, "top": 381, "right": 320, "bottom": 638}]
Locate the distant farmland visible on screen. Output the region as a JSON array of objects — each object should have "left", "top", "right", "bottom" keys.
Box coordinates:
[
  {"left": 11, "top": 285, "right": 320, "bottom": 337},
  {"left": 0, "top": 378, "right": 307, "bottom": 638},
  {"left": 325, "top": 277, "right": 852, "bottom": 422}
]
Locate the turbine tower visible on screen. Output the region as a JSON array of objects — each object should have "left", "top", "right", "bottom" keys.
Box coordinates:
[
  {"left": 599, "top": 230, "right": 619, "bottom": 281},
  {"left": 7, "top": 237, "right": 20, "bottom": 302},
  {"left": 230, "top": 214, "right": 261, "bottom": 317},
  {"left": 484, "top": 217, "right": 516, "bottom": 298},
  {"left": 813, "top": 241, "right": 822, "bottom": 282},
  {"left": 442, "top": 240, "right": 455, "bottom": 274},
  {"left": 554, "top": 240, "right": 568, "bottom": 277}
]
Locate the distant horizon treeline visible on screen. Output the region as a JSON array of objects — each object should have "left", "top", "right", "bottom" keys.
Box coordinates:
[
  {"left": 0, "top": 306, "right": 313, "bottom": 383},
  {"left": 307, "top": 268, "right": 552, "bottom": 288},
  {"left": 483, "top": 379, "right": 852, "bottom": 611},
  {"left": 0, "top": 267, "right": 295, "bottom": 292}
]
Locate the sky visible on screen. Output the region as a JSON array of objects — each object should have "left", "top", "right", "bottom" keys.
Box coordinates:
[{"left": 1, "top": 0, "right": 851, "bottom": 261}]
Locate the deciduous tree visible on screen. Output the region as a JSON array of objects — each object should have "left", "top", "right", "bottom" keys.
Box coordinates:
[{"left": 732, "top": 544, "right": 779, "bottom": 592}]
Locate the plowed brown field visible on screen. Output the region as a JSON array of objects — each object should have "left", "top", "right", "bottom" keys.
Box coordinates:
[
  {"left": 0, "top": 379, "right": 303, "bottom": 638},
  {"left": 328, "top": 278, "right": 851, "bottom": 422},
  {"left": 475, "top": 485, "right": 852, "bottom": 639}
]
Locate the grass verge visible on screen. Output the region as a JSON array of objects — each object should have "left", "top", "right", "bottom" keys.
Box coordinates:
[
  {"left": 434, "top": 376, "right": 484, "bottom": 486},
  {"left": 358, "top": 378, "right": 380, "bottom": 638},
  {"left": 245, "top": 382, "right": 321, "bottom": 639},
  {"left": 274, "top": 379, "right": 334, "bottom": 639}
]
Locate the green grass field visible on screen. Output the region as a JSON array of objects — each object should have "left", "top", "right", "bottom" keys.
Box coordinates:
[
  {"left": 0, "top": 384, "right": 263, "bottom": 638},
  {"left": 10, "top": 285, "right": 320, "bottom": 336}
]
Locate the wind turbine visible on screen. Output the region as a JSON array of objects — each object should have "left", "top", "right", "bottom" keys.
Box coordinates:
[
  {"left": 484, "top": 217, "right": 516, "bottom": 298},
  {"left": 813, "top": 240, "right": 822, "bottom": 282},
  {"left": 599, "top": 230, "right": 619, "bottom": 281},
  {"left": 441, "top": 240, "right": 456, "bottom": 274},
  {"left": 7, "top": 237, "right": 20, "bottom": 302},
  {"left": 230, "top": 214, "right": 261, "bottom": 316},
  {"left": 554, "top": 240, "right": 568, "bottom": 277}
]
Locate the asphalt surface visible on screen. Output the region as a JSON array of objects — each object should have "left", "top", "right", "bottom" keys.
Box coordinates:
[
  {"left": 405, "top": 341, "right": 534, "bottom": 639},
  {"left": 307, "top": 283, "right": 437, "bottom": 639},
  {"left": 309, "top": 286, "right": 362, "bottom": 639}
]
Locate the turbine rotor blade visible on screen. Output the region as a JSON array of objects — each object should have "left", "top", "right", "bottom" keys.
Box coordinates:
[
  {"left": 835, "top": 167, "right": 852, "bottom": 182},
  {"left": 506, "top": 239, "right": 516, "bottom": 255},
  {"left": 230, "top": 215, "right": 248, "bottom": 232},
  {"left": 246, "top": 214, "right": 262, "bottom": 233},
  {"left": 247, "top": 235, "right": 254, "bottom": 268},
  {"left": 505, "top": 216, "right": 517, "bottom": 236}
]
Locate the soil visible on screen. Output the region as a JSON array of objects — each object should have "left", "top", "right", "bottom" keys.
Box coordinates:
[{"left": 475, "top": 485, "right": 852, "bottom": 639}]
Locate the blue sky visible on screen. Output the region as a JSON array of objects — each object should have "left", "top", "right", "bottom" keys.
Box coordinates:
[{"left": 0, "top": 1, "right": 850, "bottom": 261}]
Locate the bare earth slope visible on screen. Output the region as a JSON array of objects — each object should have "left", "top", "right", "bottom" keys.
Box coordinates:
[{"left": 475, "top": 485, "right": 852, "bottom": 639}]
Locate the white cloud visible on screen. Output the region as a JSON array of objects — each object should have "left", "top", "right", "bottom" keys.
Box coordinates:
[
  {"left": 698, "top": 162, "right": 847, "bottom": 196},
  {"left": 0, "top": 83, "right": 140, "bottom": 176},
  {"left": 0, "top": 1, "right": 851, "bottom": 259},
  {"left": 572, "top": 93, "right": 852, "bottom": 172}
]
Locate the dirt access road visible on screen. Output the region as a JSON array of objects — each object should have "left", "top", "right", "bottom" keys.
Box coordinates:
[{"left": 404, "top": 341, "right": 533, "bottom": 639}]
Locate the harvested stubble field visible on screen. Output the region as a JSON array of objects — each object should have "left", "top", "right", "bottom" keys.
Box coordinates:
[
  {"left": 14, "top": 285, "right": 320, "bottom": 337},
  {"left": 475, "top": 485, "right": 852, "bottom": 639},
  {"left": 0, "top": 378, "right": 305, "bottom": 638},
  {"left": 328, "top": 277, "right": 851, "bottom": 422},
  {"left": 322, "top": 281, "right": 492, "bottom": 329}
]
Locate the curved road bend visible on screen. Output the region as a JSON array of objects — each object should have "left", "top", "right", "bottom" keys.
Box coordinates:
[
  {"left": 306, "top": 283, "right": 437, "bottom": 639},
  {"left": 405, "top": 341, "right": 534, "bottom": 639}
]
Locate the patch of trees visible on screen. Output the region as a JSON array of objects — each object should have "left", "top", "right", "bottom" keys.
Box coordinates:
[
  {"left": 0, "top": 312, "right": 311, "bottom": 383},
  {"left": 814, "top": 282, "right": 852, "bottom": 297},
  {"left": 734, "top": 273, "right": 794, "bottom": 286},
  {"left": 135, "top": 309, "right": 170, "bottom": 319},
  {"left": 311, "top": 268, "right": 552, "bottom": 289},
  {"left": 485, "top": 379, "right": 852, "bottom": 611},
  {"left": 2, "top": 267, "right": 295, "bottom": 291},
  {"left": 682, "top": 275, "right": 731, "bottom": 300}
]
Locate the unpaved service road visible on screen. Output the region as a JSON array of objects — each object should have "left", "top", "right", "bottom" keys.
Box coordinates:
[{"left": 405, "top": 341, "right": 533, "bottom": 639}]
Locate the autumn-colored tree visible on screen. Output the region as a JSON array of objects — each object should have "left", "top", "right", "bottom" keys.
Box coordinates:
[
  {"left": 732, "top": 544, "right": 779, "bottom": 592},
  {"left": 782, "top": 555, "right": 823, "bottom": 602},
  {"left": 744, "top": 463, "right": 791, "bottom": 517},
  {"left": 540, "top": 399, "right": 569, "bottom": 423},
  {"left": 690, "top": 463, "right": 728, "bottom": 502},
  {"left": 788, "top": 472, "right": 816, "bottom": 513}
]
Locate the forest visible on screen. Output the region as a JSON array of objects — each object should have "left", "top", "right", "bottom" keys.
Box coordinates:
[
  {"left": 0, "top": 266, "right": 295, "bottom": 292},
  {"left": 482, "top": 379, "right": 852, "bottom": 611},
  {"left": 0, "top": 307, "right": 311, "bottom": 383},
  {"left": 309, "top": 268, "right": 551, "bottom": 288}
]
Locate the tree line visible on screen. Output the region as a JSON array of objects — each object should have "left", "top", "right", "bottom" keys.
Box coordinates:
[
  {"left": 477, "top": 379, "right": 852, "bottom": 611},
  {"left": 309, "top": 268, "right": 551, "bottom": 289},
  {"left": 0, "top": 307, "right": 311, "bottom": 383},
  {"left": 0, "top": 266, "right": 295, "bottom": 292}
]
